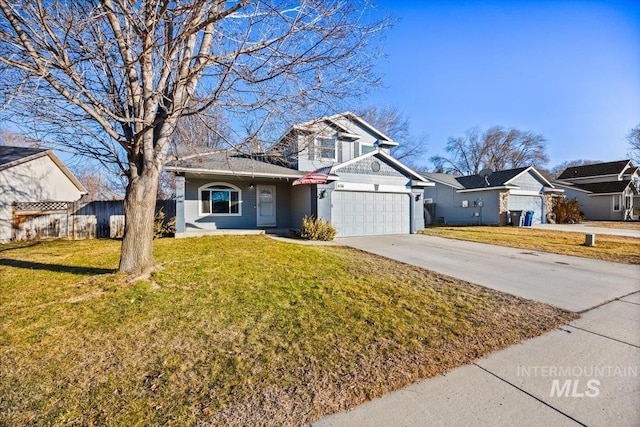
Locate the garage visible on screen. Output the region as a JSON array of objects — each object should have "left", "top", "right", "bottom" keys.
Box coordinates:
[
  {"left": 331, "top": 191, "right": 410, "bottom": 237},
  {"left": 508, "top": 195, "right": 543, "bottom": 225}
]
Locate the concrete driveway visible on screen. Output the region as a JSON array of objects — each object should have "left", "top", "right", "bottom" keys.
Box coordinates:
[
  {"left": 313, "top": 235, "right": 640, "bottom": 426},
  {"left": 337, "top": 234, "right": 640, "bottom": 312}
]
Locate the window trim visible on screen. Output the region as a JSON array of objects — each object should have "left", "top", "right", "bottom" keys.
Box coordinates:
[
  {"left": 315, "top": 137, "right": 336, "bottom": 161},
  {"left": 198, "top": 182, "right": 242, "bottom": 216},
  {"left": 612, "top": 194, "right": 622, "bottom": 212}
]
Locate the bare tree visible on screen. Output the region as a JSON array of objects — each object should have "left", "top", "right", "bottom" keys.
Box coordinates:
[
  {"left": 430, "top": 126, "right": 548, "bottom": 175},
  {"left": 75, "top": 167, "right": 124, "bottom": 202},
  {"left": 0, "top": 1, "right": 389, "bottom": 275},
  {"left": 356, "top": 105, "right": 428, "bottom": 166},
  {"left": 0, "top": 129, "right": 42, "bottom": 147},
  {"left": 627, "top": 124, "right": 640, "bottom": 163}
]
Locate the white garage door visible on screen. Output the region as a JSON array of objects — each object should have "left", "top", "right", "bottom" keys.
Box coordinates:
[
  {"left": 508, "top": 195, "right": 543, "bottom": 224},
  {"left": 331, "top": 191, "right": 410, "bottom": 237}
]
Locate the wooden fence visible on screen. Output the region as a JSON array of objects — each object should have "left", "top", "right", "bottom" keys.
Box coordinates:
[{"left": 11, "top": 199, "right": 175, "bottom": 241}]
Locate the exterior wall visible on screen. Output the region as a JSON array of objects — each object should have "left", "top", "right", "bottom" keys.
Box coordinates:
[
  {"left": 423, "top": 183, "right": 501, "bottom": 225},
  {"left": 412, "top": 190, "right": 425, "bottom": 231},
  {"left": 295, "top": 119, "right": 387, "bottom": 172},
  {"left": 0, "top": 155, "right": 84, "bottom": 242},
  {"left": 183, "top": 176, "right": 293, "bottom": 230},
  {"left": 561, "top": 188, "right": 626, "bottom": 221},
  {"left": 510, "top": 172, "right": 545, "bottom": 191},
  {"left": 289, "top": 184, "right": 315, "bottom": 229}
]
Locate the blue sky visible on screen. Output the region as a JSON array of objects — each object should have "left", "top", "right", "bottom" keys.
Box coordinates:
[{"left": 368, "top": 0, "right": 640, "bottom": 168}]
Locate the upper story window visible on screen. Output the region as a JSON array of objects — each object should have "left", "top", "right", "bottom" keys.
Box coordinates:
[
  {"left": 200, "top": 183, "right": 241, "bottom": 216},
  {"left": 361, "top": 144, "right": 376, "bottom": 155},
  {"left": 315, "top": 137, "right": 336, "bottom": 160}
]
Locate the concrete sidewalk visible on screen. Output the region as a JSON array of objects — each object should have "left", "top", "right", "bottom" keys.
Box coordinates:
[{"left": 313, "top": 293, "right": 640, "bottom": 427}]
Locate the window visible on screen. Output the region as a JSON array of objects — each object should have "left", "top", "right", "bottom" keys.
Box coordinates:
[
  {"left": 361, "top": 144, "right": 376, "bottom": 155},
  {"left": 612, "top": 195, "right": 621, "bottom": 212},
  {"left": 200, "top": 184, "right": 241, "bottom": 215},
  {"left": 625, "top": 195, "right": 632, "bottom": 210},
  {"left": 316, "top": 137, "right": 336, "bottom": 159}
]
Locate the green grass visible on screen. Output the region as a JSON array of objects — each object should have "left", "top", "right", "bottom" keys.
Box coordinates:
[
  {"left": 421, "top": 226, "right": 640, "bottom": 264},
  {"left": 1, "top": 236, "right": 576, "bottom": 425}
]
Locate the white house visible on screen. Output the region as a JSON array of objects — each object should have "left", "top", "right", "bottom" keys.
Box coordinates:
[{"left": 0, "top": 146, "right": 87, "bottom": 242}]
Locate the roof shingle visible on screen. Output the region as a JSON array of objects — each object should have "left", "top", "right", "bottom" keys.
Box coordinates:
[
  {"left": 573, "top": 180, "right": 636, "bottom": 194},
  {"left": 166, "top": 151, "right": 304, "bottom": 178},
  {"left": 557, "top": 160, "right": 632, "bottom": 180},
  {"left": 0, "top": 146, "right": 47, "bottom": 168}
]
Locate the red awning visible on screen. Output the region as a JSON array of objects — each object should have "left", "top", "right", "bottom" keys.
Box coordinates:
[{"left": 292, "top": 165, "right": 333, "bottom": 186}]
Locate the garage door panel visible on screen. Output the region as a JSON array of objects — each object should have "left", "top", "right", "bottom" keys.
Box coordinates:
[
  {"left": 508, "top": 195, "right": 543, "bottom": 224},
  {"left": 332, "top": 191, "right": 410, "bottom": 237}
]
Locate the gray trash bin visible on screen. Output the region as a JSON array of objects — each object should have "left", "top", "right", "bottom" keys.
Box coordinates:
[{"left": 510, "top": 210, "right": 523, "bottom": 226}]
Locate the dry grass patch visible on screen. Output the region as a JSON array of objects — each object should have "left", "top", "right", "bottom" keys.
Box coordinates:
[
  {"left": 1, "top": 236, "right": 575, "bottom": 426},
  {"left": 586, "top": 221, "right": 640, "bottom": 231},
  {"left": 421, "top": 226, "right": 640, "bottom": 264}
]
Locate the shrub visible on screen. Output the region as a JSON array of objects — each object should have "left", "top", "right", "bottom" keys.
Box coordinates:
[
  {"left": 154, "top": 209, "right": 176, "bottom": 238},
  {"left": 552, "top": 197, "right": 584, "bottom": 224},
  {"left": 300, "top": 215, "right": 337, "bottom": 241}
]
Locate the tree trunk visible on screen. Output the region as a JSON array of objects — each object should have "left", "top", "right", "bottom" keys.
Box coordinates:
[{"left": 119, "top": 169, "right": 160, "bottom": 274}]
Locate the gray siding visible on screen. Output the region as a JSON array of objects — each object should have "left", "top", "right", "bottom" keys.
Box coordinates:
[
  {"left": 183, "top": 176, "right": 293, "bottom": 230},
  {"left": 510, "top": 171, "right": 546, "bottom": 191},
  {"left": 560, "top": 188, "right": 624, "bottom": 221},
  {"left": 289, "top": 184, "right": 315, "bottom": 229},
  {"left": 424, "top": 183, "right": 501, "bottom": 225}
]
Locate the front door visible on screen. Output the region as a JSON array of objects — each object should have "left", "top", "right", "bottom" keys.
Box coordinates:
[{"left": 257, "top": 185, "right": 276, "bottom": 226}]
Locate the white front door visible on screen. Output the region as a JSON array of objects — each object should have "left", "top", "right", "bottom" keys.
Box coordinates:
[{"left": 257, "top": 185, "right": 276, "bottom": 226}]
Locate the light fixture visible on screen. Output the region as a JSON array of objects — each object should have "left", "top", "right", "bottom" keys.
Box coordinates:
[
  {"left": 249, "top": 183, "right": 255, "bottom": 189},
  {"left": 318, "top": 189, "right": 326, "bottom": 199}
]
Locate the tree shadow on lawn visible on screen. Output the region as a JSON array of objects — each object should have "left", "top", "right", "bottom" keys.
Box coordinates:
[{"left": 0, "top": 258, "right": 115, "bottom": 275}]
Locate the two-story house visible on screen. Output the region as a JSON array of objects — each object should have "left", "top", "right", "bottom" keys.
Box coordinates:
[
  {"left": 553, "top": 160, "right": 639, "bottom": 221},
  {"left": 167, "top": 112, "right": 433, "bottom": 237}
]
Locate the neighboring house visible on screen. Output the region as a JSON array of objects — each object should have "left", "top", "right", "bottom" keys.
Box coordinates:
[
  {"left": 422, "top": 166, "right": 561, "bottom": 225},
  {"left": 553, "top": 160, "right": 639, "bottom": 221},
  {"left": 0, "top": 146, "right": 87, "bottom": 242},
  {"left": 166, "top": 112, "right": 433, "bottom": 237}
]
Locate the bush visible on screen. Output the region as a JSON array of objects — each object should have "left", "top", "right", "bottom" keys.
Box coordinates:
[
  {"left": 300, "top": 215, "right": 337, "bottom": 241},
  {"left": 552, "top": 197, "right": 583, "bottom": 224},
  {"left": 154, "top": 209, "right": 176, "bottom": 238}
]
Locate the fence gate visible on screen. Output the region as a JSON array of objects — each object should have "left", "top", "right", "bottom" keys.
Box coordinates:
[{"left": 12, "top": 201, "right": 71, "bottom": 241}]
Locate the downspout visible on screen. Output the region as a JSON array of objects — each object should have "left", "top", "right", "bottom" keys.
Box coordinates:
[{"left": 409, "top": 192, "right": 415, "bottom": 234}]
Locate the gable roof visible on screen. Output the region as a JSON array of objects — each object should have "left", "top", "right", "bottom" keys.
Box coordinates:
[
  {"left": 0, "top": 145, "right": 87, "bottom": 193},
  {"left": 422, "top": 166, "right": 554, "bottom": 193},
  {"left": 573, "top": 180, "right": 637, "bottom": 195},
  {"left": 421, "top": 172, "right": 465, "bottom": 189},
  {"left": 0, "top": 146, "right": 48, "bottom": 170},
  {"left": 456, "top": 167, "right": 529, "bottom": 189},
  {"left": 166, "top": 150, "right": 305, "bottom": 179},
  {"left": 276, "top": 112, "right": 399, "bottom": 149},
  {"left": 332, "top": 149, "right": 431, "bottom": 183},
  {"left": 557, "top": 160, "right": 633, "bottom": 180}
]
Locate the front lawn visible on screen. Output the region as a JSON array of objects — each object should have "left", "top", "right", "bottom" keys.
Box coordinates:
[
  {"left": 586, "top": 221, "right": 640, "bottom": 231},
  {"left": 0, "top": 236, "right": 575, "bottom": 425},
  {"left": 421, "top": 226, "right": 640, "bottom": 264}
]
